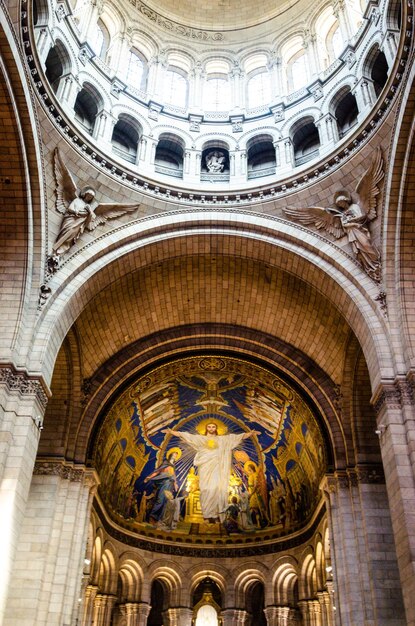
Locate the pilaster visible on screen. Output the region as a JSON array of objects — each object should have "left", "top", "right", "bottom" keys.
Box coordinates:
[{"left": 0, "top": 366, "right": 49, "bottom": 625}]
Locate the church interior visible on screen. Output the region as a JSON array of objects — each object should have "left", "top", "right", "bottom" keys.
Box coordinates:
[{"left": 1, "top": 0, "right": 415, "bottom": 624}]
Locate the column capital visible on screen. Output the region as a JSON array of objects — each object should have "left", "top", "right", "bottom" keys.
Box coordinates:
[{"left": 0, "top": 363, "right": 50, "bottom": 408}]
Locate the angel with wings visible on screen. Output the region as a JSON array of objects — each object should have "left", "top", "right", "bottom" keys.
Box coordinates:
[
  {"left": 283, "top": 149, "right": 384, "bottom": 282},
  {"left": 52, "top": 148, "right": 140, "bottom": 256}
]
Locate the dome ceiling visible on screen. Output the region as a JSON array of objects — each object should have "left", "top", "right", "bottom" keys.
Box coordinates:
[
  {"left": 133, "top": 0, "right": 302, "bottom": 31},
  {"left": 93, "top": 355, "right": 327, "bottom": 551}
]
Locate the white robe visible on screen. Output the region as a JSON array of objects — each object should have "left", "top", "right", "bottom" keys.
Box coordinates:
[{"left": 178, "top": 432, "right": 245, "bottom": 519}]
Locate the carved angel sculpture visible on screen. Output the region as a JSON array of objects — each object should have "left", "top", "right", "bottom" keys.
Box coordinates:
[
  {"left": 52, "top": 148, "right": 140, "bottom": 256},
  {"left": 283, "top": 149, "right": 384, "bottom": 282}
]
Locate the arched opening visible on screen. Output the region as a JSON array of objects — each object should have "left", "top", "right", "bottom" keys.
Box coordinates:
[
  {"left": 204, "top": 75, "right": 231, "bottom": 111},
  {"left": 73, "top": 83, "right": 103, "bottom": 134},
  {"left": 45, "top": 41, "right": 71, "bottom": 94},
  {"left": 192, "top": 577, "right": 222, "bottom": 626},
  {"left": 155, "top": 133, "right": 185, "bottom": 178},
  {"left": 247, "top": 581, "right": 267, "bottom": 626},
  {"left": 291, "top": 118, "right": 320, "bottom": 166},
  {"left": 147, "top": 580, "right": 166, "bottom": 626},
  {"left": 163, "top": 67, "right": 188, "bottom": 108},
  {"left": 111, "top": 114, "right": 141, "bottom": 163},
  {"left": 371, "top": 49, "right": 389, "bottom": 97},
  {"left": 247, "top": 134, "right": 276, "bottom": 179},
  {"left": 332, "top": 87, "right": 359, "bottom": 137},
  {"left": 32, "top": 0, "right": 49, "bottom": 26}
]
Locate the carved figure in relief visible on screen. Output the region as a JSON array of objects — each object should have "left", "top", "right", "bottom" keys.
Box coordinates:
[
  {"left": 163, "top": 421, "right": 259, "bottom": 522},
  {"left": 52, "top": 148, "right": 140, "bottom": 256},
  {"left": 283, "top": 148, "right": 384, "bottom": 281},
  {"left": 205, "top": 150, "right": 225, "bottom": 173}
]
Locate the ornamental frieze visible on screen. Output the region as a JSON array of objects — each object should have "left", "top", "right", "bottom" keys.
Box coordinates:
[{"left": 0, "top": 365, "right": 49, "bottom": 408}]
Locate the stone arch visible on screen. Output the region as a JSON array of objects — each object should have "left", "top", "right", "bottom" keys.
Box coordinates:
[
  {"left": 272, "top": 557, "right": 299, "bottom": 605},
  {"left": 32, "top": 213, "right": 393, "bottom": 390},
  {"left": 98, "top": 544, "right": 118, "bottom": 594},
  {"left": 298, "top": 550, "right": 317, "bottom": 599},
  {"left": 147, "top": 561, "right": 184, "bottom": 606},
  {"left": 117, "top": 557, "right": 144, "bottom": 602}
]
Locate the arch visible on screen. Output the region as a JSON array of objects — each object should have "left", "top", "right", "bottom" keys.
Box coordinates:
[
  {"left": 98, "top": 545, "right": 118, "bottom": 594},
  {"left": 204, "top": 74, "right": 231, "bottom": 111},
  {"left": 330, "top": 85, "right": 359, "bottom": 137},
  {"left": 111, "top": 113, "right": 141, "bottom": 164},
  {"left": 290, "top": 116, "right": 321, "bottom": 166},
  {"left": 272, "top": 557, "right": 299, "bottom": 606},
  {"left": 299, "top": 550, "right": 317, "bottom": 599},
  {"left": 247, "top": 134, "right": 276, "bottom": 179},
  {"left": 32, "top": 212, "right": 393, "bottom": 394},
  {"left": 118, "top": 558, "right": 144, "bottom": 602},
  {"left": 155, "top": 132, "right": 185, "bottom": 178},
  {"left": 362, "top": 43, "right": 389, "bottom": 96},
  {"left": 45, "top": 39, "right": 71, "bottom": 94},
  {"left": 163, "top": 67, "right": 188, "bottom": 108},
  {"left": 246, "top": 68, "right": 271, "bottom": 109},
  {"left": 125, "top": 49, "right": 148, "bottom": 91},
  {"left": 74, "top": 82, "right": 104, "bottom": 135}
]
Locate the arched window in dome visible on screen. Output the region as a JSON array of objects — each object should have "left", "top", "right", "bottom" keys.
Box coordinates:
[
  {"left": 74, "top": 83, "right": 103, "bottom": 135},
  {"left": 111, "top": 114, "right": 141, "bottom": 164},
  {"left": 90, "top": 19, "right": 109, "bottom": 59},
  {"left": 163, "top": 68, "right": 188, "bottom": 108},
  {"left": 287, "top": 51, "right": 308, "bottom": 92},
  {"left": 247, "top": 70, "right": 271, "bottom": 108},
  {"left": 330, "top": 26, "right": 344, "bottom": 57},
  {"left": 126, "top": 50, "right": 146, "bottom": 90},
  {"left": 155, "top": 133, "right": 184, "bottom": 178},
  {"left": 331, "top": 87, "right": 359, "bottom": 137},
  {"left": 247, "top": 134, "right": 276, "bottom": 179},
  {"left": 45, "top": 40, "right": 71, "bottom": 95},
  {"left": 290, "top": 117, "right": 321, "bottom": 166},
  {"left": 204, "top": 75, "right": 231, "bottom": 111}
]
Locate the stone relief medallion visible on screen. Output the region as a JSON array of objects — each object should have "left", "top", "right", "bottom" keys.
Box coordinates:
[{"left": 93, "top": 356, "right": 326, "bottom": 546}]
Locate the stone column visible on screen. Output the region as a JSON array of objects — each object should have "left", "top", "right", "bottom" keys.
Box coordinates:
[
  {"left": 268, "top": 55, "right": 282, "bottom": 100},
  {"left": 372, "top": 379, "right": 415, "bottom": 626},
  {"left": 4, "top": 458, "right": 99, "bottom": 626},
  {"left": 165, "top": 607, "right": 193, "bottom": 626},
  {"left": 82, "top": 584, "right": 98, "bottom": 626},
  {"left": 189, "top": 63, "right": 204, "bottom": 109},
  {"left": 108, "top": 33, "right": 129, "bottom": 76},
  {"left": 320, "top": 463, "right": 405, "bottom": 626},
  {"left": 230, "top": 62, "right": 244, "bottom": 109},
  {"left": 303, "top": 32, "right": 319, "bottom": 79},
  {"left": 0, "top": 366, "right": 49, "bottom": 625},
  {"left": 79, "top": 0, "right": 104, "bottom": 43},
  {"left": 298, "top": 600, "right": 321, "bottom": 626},
  {"left": 119, "top": 602, "right": 151, "bottom": 626},
  {"left": 184, "top": 150, "right": 191, "bottom": 175},
  {"left": 333, "top": 0, "right": 352, "bottom": 43},
  {"left": 352, "top": 78, "right": 377, "bottom": 121},
  {"left": 317, "top": 591, "right": 332, "bottom": 626},
  {"left": 264, "top": 605, "right": 291, "bottom": 625},
  {"left": 316, "top": 114, "right": 338, "bottom": 155}
]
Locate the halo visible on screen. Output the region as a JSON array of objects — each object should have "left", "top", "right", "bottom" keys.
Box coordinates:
[
  {"left": 244, "top": 460, "right": 258, "bottom": 474},
  {"left": 166, "top": 447, "right": 182, "bottom": 460},
  {"left": 195, "top": 418, "right": 228, "bottom": 435}
]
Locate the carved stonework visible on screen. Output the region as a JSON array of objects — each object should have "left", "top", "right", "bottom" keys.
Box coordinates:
[
  {"left": 0, "top": 365, "right": 49, "bottom": 408},
  {"left": 34, "top": 459, "right": 99, "bottom": 487},
  {"left": 356, "top": 464, "right": 385, "bottom": 484},
  {"left": 283, "top": 149, "right": 384, "bottom": 282},
  {"left": 52, "top": 149, "right": 140, "bottom": 256},
  {"left": 375, "top": 290, "right": 387, "bottom": 316},
  {"left": 395, "top": 378, "right": 415, "bottom": 406}
]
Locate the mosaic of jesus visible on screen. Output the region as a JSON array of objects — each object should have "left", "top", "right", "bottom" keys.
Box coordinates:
[{"left": 94, "top": 356, "right": 326, "bottom": 542}]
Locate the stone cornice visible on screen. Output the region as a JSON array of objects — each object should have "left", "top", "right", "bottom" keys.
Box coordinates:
[
  {"left": 371, "top": 375, "right": 415, "bottom": 414},
  {"left": 0, "top": 364, "right": 50, "bottom": 409},
  {"left": 34, "top": 457, "right": 100, "bottom": 489}
]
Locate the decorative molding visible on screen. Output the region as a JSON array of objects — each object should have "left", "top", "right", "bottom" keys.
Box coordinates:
[
  {"left": 20, "top": 1, "right": 414, "bottom": 209},
  {"left": 0, "top": 365, "right": 49, "bottom": 408},
  {"left": 371, "top": 376, "right": 415, "bottom": 414},
  {"left": 34, "top": 458, "right": 100, "bottom": 487},
  {"left": 128, "top": 0, "right": 225, "bottom": 41}
]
